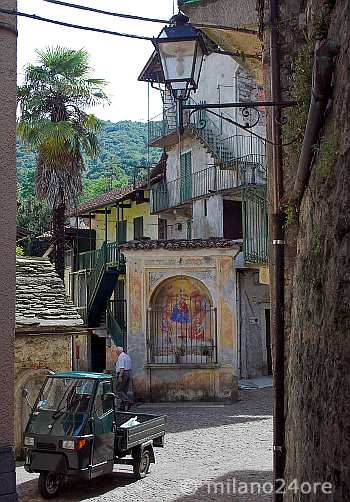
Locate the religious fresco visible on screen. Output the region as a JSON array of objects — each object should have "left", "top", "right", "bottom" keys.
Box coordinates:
[{"left": 150, "top": 276, "right": 215, "bottom": 361}]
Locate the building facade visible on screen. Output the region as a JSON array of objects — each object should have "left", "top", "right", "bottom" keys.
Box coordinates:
[
  {"left": 67, "top": 38, "right": 270, "bottom": 402},
  {"left": 67, "top": 181, "right": 162, "bottom": 372},
  {"left": 126, "top": 45, "right": 270, "bottom": 400}
]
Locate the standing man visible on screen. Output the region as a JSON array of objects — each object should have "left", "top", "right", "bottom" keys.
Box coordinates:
[{"left": 115, "top": 347, "right": 133, "bottom": 411}]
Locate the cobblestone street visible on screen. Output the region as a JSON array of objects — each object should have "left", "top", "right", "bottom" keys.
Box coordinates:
[{"left": 16, "top": 388, "right": 272, "bottom": 501}]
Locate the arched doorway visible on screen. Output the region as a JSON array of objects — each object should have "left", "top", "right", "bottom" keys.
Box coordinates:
[{"left": 148, "top": 276, "right": 217, "bottom": 365}]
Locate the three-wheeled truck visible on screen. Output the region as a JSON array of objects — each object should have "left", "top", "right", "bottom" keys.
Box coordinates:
[{"left": 23, "top": 372, "right": 166, "bottom": 498}]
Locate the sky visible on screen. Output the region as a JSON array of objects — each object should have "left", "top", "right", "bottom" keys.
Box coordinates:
[{"left": 17, "top": 0, "right": 176, "bottom": 122}]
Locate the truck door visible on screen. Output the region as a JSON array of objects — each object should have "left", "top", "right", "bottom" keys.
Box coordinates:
[{"left": 91, "top": 380, "right": 115, "bottom": 466}]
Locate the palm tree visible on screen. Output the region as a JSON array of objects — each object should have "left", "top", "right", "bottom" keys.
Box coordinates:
[{"left": 17, "top": 47, "right": 109, "bottom": 279}]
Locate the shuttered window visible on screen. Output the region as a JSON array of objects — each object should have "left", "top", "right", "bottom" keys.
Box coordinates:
[
  {"left": 134, "top": 216, "right": 144, "bottom": 240},
  {"left": 158, "top": 218, "right": 168, "bottom": 240},
  {"left": 180, "top": 151, "right": 192, "bottom": 203},
  {"left": 116, "top": 220, "right": 127, "bottom": 244}
]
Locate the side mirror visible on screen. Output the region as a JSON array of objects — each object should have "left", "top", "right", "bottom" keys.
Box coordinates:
[{"left": 22, "top": 388, "right": 33, "bottom": 409}]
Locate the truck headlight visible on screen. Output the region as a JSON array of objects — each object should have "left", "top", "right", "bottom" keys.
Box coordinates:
[
  {"left": 61, "top": 440, "right": 75, "bottom": 450},
  {"left": 24, "top": 437, "right": 35, "bottom": 446}
]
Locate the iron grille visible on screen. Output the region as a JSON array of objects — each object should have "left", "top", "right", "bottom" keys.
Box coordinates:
[
  {"left": 147, "top": 297, "right": 217, "bottom": 365},
  {"left": 36, "top": 442, "right": 56, "bottom": 451}
]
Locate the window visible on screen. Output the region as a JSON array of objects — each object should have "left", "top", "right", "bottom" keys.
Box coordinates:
[
  {"left": 158, "top": 218, "right": 168, "bottom": 240},
  {"left": 93, "top": 381, "right": 113, "bottom": 419},
  {"left": 134, "top": 216, "right": 144, "bottom": 240},
  {"left": 204, "top": 199, "right": 207, "bottom": 217},
  {"left": 117, "top": 220, "right": 127, "bottom": 244}
]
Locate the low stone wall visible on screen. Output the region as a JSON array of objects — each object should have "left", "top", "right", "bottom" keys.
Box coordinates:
[
  {"left": 14, "top": 331, "right": 89, "bottom": 458},
  {"left": 134, "top": 365, "right": 236, "bottom": 402}
]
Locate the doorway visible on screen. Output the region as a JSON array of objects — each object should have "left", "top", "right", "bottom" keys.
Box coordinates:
[
  {"left": 223, "top": 199, "right": 243, "bottom": 239},
  {"left": 265, "top": 309, "right": 272, "bottom": 375},
  {"left": 91, "top": 335, "right": 106, "bottom": 372}
]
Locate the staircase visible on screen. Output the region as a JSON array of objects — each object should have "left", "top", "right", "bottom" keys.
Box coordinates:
[
  {"left": 107, "top": 302, "right": 126, "bottom": 348},
  {"left": 81, "top": 241, "right": 126, "bottom": 331},
  {"left": 189, "top": 102, "right": 267, "bottom": 185}
]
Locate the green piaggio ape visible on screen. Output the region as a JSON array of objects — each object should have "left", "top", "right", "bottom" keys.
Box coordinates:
[{"left": 23, "top": 371, "right": 166, "bottom": 498}]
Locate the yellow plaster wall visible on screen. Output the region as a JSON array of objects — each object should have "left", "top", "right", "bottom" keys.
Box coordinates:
[{"left": 87, "top": 194, "right": 158, "bottom": 249}]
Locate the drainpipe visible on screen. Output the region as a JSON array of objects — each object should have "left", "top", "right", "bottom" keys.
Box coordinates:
[
  {"left": 236, "top": 269, "right": 242, "bottom": 379},
  {"left": 269, "top": 0, "right": 285, "bottom": 500},
  {"left": 292, "top": 40, "right": 339, "bottom": 205}
]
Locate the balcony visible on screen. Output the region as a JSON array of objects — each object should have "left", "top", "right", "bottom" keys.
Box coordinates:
[
  {"left": 148, "top": 103, "right": 178, "bottom": 147},
  {"left": 151, "top": 154, "right": 266, "bottom": 214}
]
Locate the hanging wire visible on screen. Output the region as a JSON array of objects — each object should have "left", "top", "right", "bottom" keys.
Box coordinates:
[
  {"left": 42, "top": 0, "right": 169, "bottom": 24},
  {"left": 0, "top": 7, "right": 153, "bottom": 40},
  {"left": 1, "top": 4, "right": 258, "bottom": 35}
]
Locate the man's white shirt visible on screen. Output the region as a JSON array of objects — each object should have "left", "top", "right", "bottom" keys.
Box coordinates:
[{"left": 115, "top": 352, "right": 132, "bottom": 373}]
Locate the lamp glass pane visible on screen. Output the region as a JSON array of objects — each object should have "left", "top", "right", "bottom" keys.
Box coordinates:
[
  {"left": 158, "top": 40, "right": 197, "bottom": 83},
  {"left": 193, "top": 44, "right": 204, "bottom": 88}
]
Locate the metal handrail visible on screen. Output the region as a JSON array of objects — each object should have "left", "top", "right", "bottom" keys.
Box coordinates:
[
  {"left": 87, "top": 241, "right": 125, "bottom": 308},
  {"left": 107, "top": 302, "right": 126, "bottom": 348},
  {"left": 77, "top": 249, "right": 98, "bottom": 271},
  {"left": 87, "top": 242, "right": 107, "bottom": 307},
  {"left": 148, "top": 103, "right": 177, "bottom": 143},
  {"left": 151, "top": 159, "right": 266, "bottom": 213}
]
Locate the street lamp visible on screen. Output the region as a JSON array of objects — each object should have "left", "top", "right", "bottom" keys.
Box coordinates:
[
  {"left": 152, "top": 14, "right": 295, "bottom": 135},
  {"left": 152, "top": 12, "right": 207, "bottom": 97}
]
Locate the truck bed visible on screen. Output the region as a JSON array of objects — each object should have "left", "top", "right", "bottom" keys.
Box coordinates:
[{"left": 115, "top": 412, "right": 166, "bottom": 451}]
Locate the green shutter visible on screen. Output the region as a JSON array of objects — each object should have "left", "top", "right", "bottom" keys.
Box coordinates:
[{"left": 180, "top": 151, "right": 192, "bottom": 203}]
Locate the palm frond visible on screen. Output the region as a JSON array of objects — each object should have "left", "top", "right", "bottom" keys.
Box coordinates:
[{"left": 18, "top": 46, "right": 109, "bottom": 209}]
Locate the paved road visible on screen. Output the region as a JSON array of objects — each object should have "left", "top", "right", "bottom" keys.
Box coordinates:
[{"left": 17, "top": 388, "right": 272, "bottom": 501}]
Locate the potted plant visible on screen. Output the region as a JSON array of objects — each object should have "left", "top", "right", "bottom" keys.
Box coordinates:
[
  {"left": 201, "top": 345, "right": 213, "bottom": 359},
  {"left": 174, "top": 345, "right": 186, "bottom": 363}
]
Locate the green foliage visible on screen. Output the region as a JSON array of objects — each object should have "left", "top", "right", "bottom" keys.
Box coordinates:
[
  {"left": 314, "top": 135, "right": 337, "bottom": 178},
  {"left": 282, "top": 41, "right": 314, "bottom": 147},
  {"left": 16, "top": 246, "right": 24, "bottom": 256},
  {"left": 17, "top": 46, "right": 109, "bottom": 210},
  {"left": 17, "top": 186, "right": 51, "bottom": 235},
  {"left": 17, "top": 120, "right": 160, "bottom": 189},
  {"left": 283, "top": 203, "right": 296, "bottom": 228},
  {"left": 17, "top": 119, "right": 161, "bottom": 231}
]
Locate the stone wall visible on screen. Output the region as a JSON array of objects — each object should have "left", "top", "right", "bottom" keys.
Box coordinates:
[
  {"left": 14, "top": 331, "right": 89, "bottom": 457},
  {"left": 261, "top": 0, "right": 350, "bottom": 499}
]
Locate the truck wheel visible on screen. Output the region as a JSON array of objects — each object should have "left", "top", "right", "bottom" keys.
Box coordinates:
[
  {"left": 38, "top": 472, "right": 62, "bottom": 499},
  {"left": 133, "top": 449, "right": 151, "bottom": 479}
]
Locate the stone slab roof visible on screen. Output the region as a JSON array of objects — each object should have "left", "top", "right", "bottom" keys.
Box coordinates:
[
  {"left": 16, "top": 257, "right": 84, "bottom": 329},
  {"left": 121, "top": 238, "right": 242, "bottom": 251}
]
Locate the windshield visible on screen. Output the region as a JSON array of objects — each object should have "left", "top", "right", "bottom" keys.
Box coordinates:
[
  {"left": 26, "top": 377, "right": 95, "bottom": 437},
  {"left": 38, "top": 378, "right": 94, "bottom": 414}
]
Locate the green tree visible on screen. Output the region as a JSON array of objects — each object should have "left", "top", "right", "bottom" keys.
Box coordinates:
[{"left": 17, "top": 46, "right": 109, "bottom": 279}]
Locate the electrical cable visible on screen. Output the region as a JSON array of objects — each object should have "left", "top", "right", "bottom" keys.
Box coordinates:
[
  {"left": 28, "top": 1, "right": 259, "bottom": 35},
  {"left": 0, "top": 7, "right": 153, "bottom": 41},
  {"left": 42, "top": 0, "right": 169, "bottom": 24}
]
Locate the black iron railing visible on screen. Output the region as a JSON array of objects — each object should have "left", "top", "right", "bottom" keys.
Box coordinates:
[
  {"left": 147, "top": 301, "right": 217, "bottom": 365},
  {"left": 242, "top": 187, "right": 268, "bottom": 264},
  {"left": 151, "top": 160, "right": 266, "bottom": 214}
]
